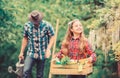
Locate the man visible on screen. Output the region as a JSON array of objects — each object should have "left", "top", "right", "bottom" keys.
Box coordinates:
[{"left": 18, "top": 10, "right": 55, "bottom": 78}]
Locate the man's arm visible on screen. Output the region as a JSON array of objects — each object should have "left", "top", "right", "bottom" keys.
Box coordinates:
[
  {"left": 45, "top": 36, "right": 55, "bottom": 58},
  {"left": 19, "top": 37, "right": 28, "bottom": 60},
  {"left": 47, "top": 36, "right": 55, "bottom": 50}
]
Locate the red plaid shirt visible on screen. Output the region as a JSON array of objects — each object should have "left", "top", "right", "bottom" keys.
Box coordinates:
[{"left": 57, "top": 38, "right": 96, "bottom": 62}]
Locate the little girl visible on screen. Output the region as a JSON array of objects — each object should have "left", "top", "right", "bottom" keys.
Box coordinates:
[{"left": 56, "top": 19, "right": 96, "bottom": 78}]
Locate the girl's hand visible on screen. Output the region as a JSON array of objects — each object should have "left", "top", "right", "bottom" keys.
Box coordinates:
[{"left": 87, "top": 57, "right": 92, "bottom": 63}]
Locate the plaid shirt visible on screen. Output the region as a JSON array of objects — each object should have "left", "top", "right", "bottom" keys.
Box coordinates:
[
  {"left": 23, "top": 20, "right": 54, "bottom": 60},
  {"left": 57, "top": 38, "right": 96, "bottom": 62}
]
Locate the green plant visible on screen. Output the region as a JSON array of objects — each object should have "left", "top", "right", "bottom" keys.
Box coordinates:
[{"left": 60, "top": 56, "right": 70, "bottom": 65}]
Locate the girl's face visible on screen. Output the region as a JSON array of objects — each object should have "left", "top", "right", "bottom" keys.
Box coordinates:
[{"left": 70, "top": 20, "right": 83, "bottom": 34}]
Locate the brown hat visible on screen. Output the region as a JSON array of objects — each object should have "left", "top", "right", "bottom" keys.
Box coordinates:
[{"left": 28, "top": 10, "right": 44, "bottom": 24}]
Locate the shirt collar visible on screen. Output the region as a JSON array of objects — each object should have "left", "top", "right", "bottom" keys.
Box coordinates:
[
  {"left": 29, "top": 21, "right": 42, "bottom": 28},
  {"left": 71, "top": 36, "right": 80, "bottom": 40}
]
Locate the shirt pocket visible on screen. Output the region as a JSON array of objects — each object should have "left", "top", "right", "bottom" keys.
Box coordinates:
[{"left": 41, "top": 28, "right": 47, "bottom": 37}]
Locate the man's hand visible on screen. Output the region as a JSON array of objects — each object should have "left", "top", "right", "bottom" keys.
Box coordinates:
[
  {"left": 45, "top": 49, "right": 51, "bottom": 58},
  {"left": 18, "top": 52, "right": 24, "bottom": 60},
  {"left": 18, "top": 37, "right": 28, "bottom": 60}
]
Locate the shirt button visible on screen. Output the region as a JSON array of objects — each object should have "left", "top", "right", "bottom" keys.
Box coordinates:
[{"left": 36, "top": 46, "right": 39, "bottom": 48}]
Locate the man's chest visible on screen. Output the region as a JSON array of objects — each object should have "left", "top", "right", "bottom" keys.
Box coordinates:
[{"left": 28, "top": 26, "right": 48, "bottom": 39}]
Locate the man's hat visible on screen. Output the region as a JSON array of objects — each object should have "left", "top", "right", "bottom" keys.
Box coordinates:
[{"left": 28, "top": 10, "right": 43, "bottom": 24}]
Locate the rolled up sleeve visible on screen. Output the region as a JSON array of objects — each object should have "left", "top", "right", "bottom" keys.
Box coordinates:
[
  {"left": 47, "top": 24, "right": 55, "bottom": 37},
  {"left": 85, "top": 41, "right": 96, "bottom": 62},
  {"left": 23, "top": 24, "right": 28, "bottom": 37}
]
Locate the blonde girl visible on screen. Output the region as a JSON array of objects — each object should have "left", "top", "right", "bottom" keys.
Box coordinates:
[{"left": 56, "top": 19, "right": 96, "bottom": 78}]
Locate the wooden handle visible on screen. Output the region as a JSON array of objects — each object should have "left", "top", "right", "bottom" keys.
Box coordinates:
[{"left": 52, "top": 19, "right": 59, "bottom": 58}]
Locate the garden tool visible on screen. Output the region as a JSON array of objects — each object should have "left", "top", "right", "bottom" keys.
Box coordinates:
[{"left": 8, "top": 59, "right": 24, "bottom": 78}]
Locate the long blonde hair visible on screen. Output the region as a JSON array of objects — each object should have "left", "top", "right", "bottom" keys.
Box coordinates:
[{"left": 61, "top": 19, "right": 87, "bottom": 56}]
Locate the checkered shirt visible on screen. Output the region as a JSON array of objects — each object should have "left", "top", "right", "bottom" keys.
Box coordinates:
[
  {"left": 57, "top": 38, "right": 96, "bottom": 62},
  {"left": 23, "top": 20, "right": 54, "bottom": 60}
]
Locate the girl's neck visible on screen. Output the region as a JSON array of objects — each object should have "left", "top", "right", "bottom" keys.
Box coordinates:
[{"left": 73, "top": 33, "right": 80, "bottom": 39}]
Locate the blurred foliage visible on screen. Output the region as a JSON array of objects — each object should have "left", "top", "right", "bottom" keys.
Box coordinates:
[
  {"left": 0, "top": 0, "right": 119, "bottom": 78},
  {"left": 94, "top": 48, "right": 105, "bottom": 66},
  {"left": 113, "top": 41, "right": 120, "bottom": 62}
]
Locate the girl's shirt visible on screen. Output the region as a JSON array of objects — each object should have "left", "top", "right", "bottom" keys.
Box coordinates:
[{"left": 56, "top": 38, "right": 96, "bottom": 62}]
